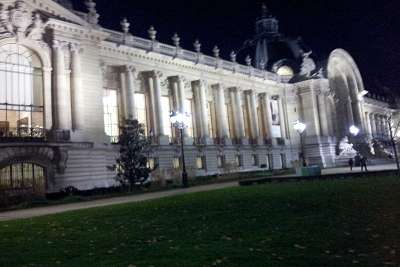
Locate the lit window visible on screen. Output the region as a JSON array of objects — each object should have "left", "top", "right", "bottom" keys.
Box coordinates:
[
  {"left": 135, "top": 93, "right": 148, "bottom": 135},
  {"left": 161, "top": 96, "right": 172, "bottom": 139},
  {"left": 0, "top": 44, "right": 44, "bottom": 137},
  {"left": 147, "top": 158, "right": 157, "bottom": 170},
  {"left": 103, "top": 89, "right": 119, "bottom": 143},
  {"left": 276, "top": 66, "right": 294, "bottom": 77},
  {"left": 184, "top": 99, "right": 194, "bottom": 137},
  {"left": 207, "top": 101, "right": 216, "bottom": 138},
  {"left": 196, "top": 156, "right": 206, "bottom": 170},
  {"left": 172, "top": 157, "right": 180, "bottom": 169},
  {"left": 0, "top": 163, "right": 45, "bottom": 194}
]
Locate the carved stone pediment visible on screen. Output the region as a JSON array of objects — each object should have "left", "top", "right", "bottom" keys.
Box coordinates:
[{"left": 0, "top": 1, "right": 45, "bottom": 42}]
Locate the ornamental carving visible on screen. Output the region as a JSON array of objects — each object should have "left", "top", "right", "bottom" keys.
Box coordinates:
[{"left": 0, "top": 1, "right": 45, "bottom": 41}]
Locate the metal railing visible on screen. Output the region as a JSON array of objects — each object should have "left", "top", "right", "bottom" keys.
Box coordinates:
[{"left": 0, "top": 127, "right": 46, "bottom": 142}]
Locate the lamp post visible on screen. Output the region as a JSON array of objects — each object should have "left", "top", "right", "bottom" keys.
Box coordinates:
[
  {"left": 294, "top": 121, "right": 307, "bottom": 167},
  {"left": 170, "top": 111, "right": 190, "bottom": 187}
]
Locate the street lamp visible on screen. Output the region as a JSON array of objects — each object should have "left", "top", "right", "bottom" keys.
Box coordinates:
[
  {"left": 349, "top": 125, "right": 360, "bottom": 136},
  {"left": 294, "top": 121, "right": 307, "bottom": 167},
  {"left": 170, "top": 111, "right": 191, "bottom": 187}
]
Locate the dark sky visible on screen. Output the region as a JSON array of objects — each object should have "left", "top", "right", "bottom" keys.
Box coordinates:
[{"left": 70, "top": 0, "right": 400, "bottom": 93}]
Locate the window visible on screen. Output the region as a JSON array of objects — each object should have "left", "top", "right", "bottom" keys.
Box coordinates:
[
  {"left": 147, "top": 158, "right": 157, "bottom": 170},
  {"left": 235, "top": 155, "right": 243, "bottom": 168},
  {"left": 217, "top": 155, "right": 225, "bottom": 168},
  {"left": 135, "top": 93, "right": 148, "bottom": 135},
  {"left": 252, "top": 154, "right": 259, "bottom": 166},
  {"left": 0, "top": 44, "right": 44, "bottom": 137},
  {"left": 185, "top": 99, "right": 194, "bottom": 137},
  {"left": 172, "top": 157, "right": 180, "bottom": 169},
  {"left": 267, "top": 154, "right": 273, "bottom": 170},
  {"left": 0, "top": 163, "right": 45, "bottom": 194},
  {"left": 196, "top": 156, "right": 206, "bottom": 170},
  {"left": 281, "top": 154, "right": 287, "bottom": 169},
  {"left": 207, "top": 101, "right": 216, "bottom": 138},
  {"left": 103, "top": 89, "right": 119, "bottom": 143},
  {"left": 161, "top": 96, "right": 172, "bottom": 139}
]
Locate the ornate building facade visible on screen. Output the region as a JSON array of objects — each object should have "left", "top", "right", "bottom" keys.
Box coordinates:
[{"left": 0, "top": 0, "right": 398, "bottom": 193}]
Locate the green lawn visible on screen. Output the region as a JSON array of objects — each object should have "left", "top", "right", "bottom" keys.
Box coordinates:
[{"left": 1, "top": 177, "right": 400, "bottom": 267}]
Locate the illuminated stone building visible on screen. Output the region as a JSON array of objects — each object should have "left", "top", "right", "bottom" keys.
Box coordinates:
[{"left": 0, "top": 0, "right": 397, "bottom": 193}]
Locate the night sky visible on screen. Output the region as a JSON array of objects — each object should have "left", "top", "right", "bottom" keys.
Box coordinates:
[{"left": 70, "top": 0, "right": 400, "bottom": 94}]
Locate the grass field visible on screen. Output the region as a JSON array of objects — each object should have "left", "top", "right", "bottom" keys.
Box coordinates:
[{"left": 1, "top": 177, "right": 400, "bottom": 267}]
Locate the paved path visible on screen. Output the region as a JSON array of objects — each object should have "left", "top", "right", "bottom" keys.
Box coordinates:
[
  {"left": 0, "top": 163, "right": 398, "bottom": 222},
  {"left": 0, "top": 181, "right": 238, "bottom": 222}
]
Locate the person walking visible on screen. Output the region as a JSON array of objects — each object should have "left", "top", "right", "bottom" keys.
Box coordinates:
[
  {"left": 348, "top": 158, "right": 354, "bottom": 171},
  {"left": 360, "top": 156, "right": 368, "bottom": 172}
]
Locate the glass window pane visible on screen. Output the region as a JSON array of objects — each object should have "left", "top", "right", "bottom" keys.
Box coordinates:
[
  {"left": 161, "top": 96, "right": 172, "bottom": 138},
  {"left": 103, "top": 89, "right": 119, "bottom": 142},
  {"left": 135, "top": 93, "right": 148, "bottom": 135}
]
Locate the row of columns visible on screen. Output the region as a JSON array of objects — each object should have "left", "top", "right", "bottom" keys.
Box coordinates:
[
  {"left": 118, "top": 68, "right": 287, "bottom": 144},
  {"left": 365, "top": 112, "right": 391, "bottom": 138},
  {"left": 53, "top": 40, "right": 83, "bottom": 132}
]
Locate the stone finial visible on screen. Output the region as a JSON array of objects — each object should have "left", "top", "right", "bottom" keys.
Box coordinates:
[
  {"left": 172, "top": 33, "right": 180, "bottom": 47},
  {"left": 120, "top": 18, "right": 130, "bottom": 34},
  {"left": 245, "top": 55, "right": 252, "bottom": 66},
  {"left": 213, "top": 45, "right": 220, "bottom": 58},
  {"left": 230, "top": 50, "right": 237, "bottom": 63},
  {"left": 193, "top": 39, "right": 201, "bottom": 53},
  {"left": 85, "top": 0, "right": 99, "bottom": 26},
  {"left": 148, "top": 26, "right": 157, "bottom": 41},
  {"left": 259, "top": 59, "right": 266, "bottom": 70}
]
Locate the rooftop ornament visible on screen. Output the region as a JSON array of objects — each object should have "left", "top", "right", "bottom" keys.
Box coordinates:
[
  {"left": 245, "top": 55, "right": 252, "bottom": 66},
  {"left": 230, "top": 50, "right": 237, "bottom": 63},
  {"left": 172, "top": 33, "right": 180, "bottom": 48},
  {"left": 148, "top": 26, "right": 157, "bottom": 41},
  {"left": 213, "top": 45, "right": 220, "bottom": 58},
  {"left": 193, "top": 39, "right": 201, "bottom": 53},
  {"left": 120, "top": 18, "right": 130, "bottom": 34},
  {"left": 85, "top": 0, "right": 99, "bottom": 26}
]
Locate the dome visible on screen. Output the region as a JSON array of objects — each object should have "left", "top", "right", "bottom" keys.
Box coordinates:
[{"left": 54, "top": 0, "right": 74, "bottom": 10}]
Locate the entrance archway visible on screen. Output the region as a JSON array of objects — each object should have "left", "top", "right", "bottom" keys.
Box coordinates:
[{"left": 327, "top": 49, "right": 365, "bottom": 140}]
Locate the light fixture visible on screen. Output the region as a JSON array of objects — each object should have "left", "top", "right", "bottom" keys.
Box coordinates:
[
  {"left": 349, "top": 125, "right": 360, "bottom": 136},
  {"left": 294, "top": 120, "right": 307, "bottom": 134}
]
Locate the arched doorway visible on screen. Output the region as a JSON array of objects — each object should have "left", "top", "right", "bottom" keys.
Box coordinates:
[
  {"left": 0, "top": 162, "right": 46, "bottom": 196},
  {"left": 327, "top": 49, "right": 365, "bottom": 141}
]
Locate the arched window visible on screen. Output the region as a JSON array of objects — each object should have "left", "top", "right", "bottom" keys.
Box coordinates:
[
  {"left": 0, "top": 163, "right": 46, "bottom": 194},
  {"left": 0, "top": 44, "right": 44, "bottom": 137}
]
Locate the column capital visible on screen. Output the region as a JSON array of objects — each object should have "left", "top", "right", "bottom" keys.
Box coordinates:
[
  {"left": 52, "top": 40, "right": 68, "bottom": 50},
  {"left": 191, "top": 79, "right": 207, "bottom": 88},
  {"left": 228, "top": 86, "right": 241, "bottom": 93},
  {"left": 211, "top": 83, "right": 224, "bottom": 90},
  {"left": 168, "top": 75, "right": 186, "bottom": 83},
  {"left": 124, "top": 65, "right": 137, "bottom": 74},
  {"left": 69, "top": 43, "right": 82, "bottom": 53}
]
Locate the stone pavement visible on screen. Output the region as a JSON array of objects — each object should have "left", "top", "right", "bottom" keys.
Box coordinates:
[{"left": 0, "top": 163, "right": 398, "bottom": 222}]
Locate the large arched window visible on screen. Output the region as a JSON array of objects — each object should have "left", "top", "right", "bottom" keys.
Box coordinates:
[
  {"left": 0, "top": 162, "right": 46, "bottom": 195},
  {"left": 0, "top": 44, "right": 44, "bottom": 137}
]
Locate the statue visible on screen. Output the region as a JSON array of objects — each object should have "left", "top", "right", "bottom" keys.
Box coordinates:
[
  {"left": 337, "top": 136, "right": 357, "bottom": 159},
  {"left": 300, "top": 51, "right": 316, "bottom": 77}
]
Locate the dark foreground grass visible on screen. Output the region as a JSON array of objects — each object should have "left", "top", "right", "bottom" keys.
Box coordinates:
[{"left": 1, "top": 177, "right": 400, "bottom": 267}]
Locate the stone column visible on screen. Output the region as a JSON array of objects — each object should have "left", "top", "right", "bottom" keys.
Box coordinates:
[
  {"left": 148, "top": 71, "right": 167, "bottom": 144},
  {"left": 278, "top": 96, "right": 287, "bottom": 139},
  {"left": 245, "top": 90, "right": 260, "bottom": 142},
  {"left": 212, "top": 84, "right": 229, "bottom": 139},
  {"left": 53, "top": 40, "right": 72, "bottom": 130},
  {"left": 370, "top": 113, "right": 376, "bottom": 137},
  {"left": 317, "top": 93, "right": 329, "bottom": 136},
  {"left": 43, "top": 67, "right": 53, "bottom": 129},
  {"left": 260, "top": 93, "right": 273, "bottom": 139},
  {"left": 346, "top": 96, "right": 355, "bottom": 127},
  {"left": 192, "top": 80, "right": 211, "bottom": 143},
  {"left": 70, "top": 44, "right": 83, "bottom": 131},
  {"left": 365, "top": 112, "right": 372, "bottom": 137},
  {"left": 230, "top": 87, "right": 246, "bottom": 142},
  {"left": 169, "top": 76, "right": 189, "bottom": 139},
  {"left": 374, "top": 114, "right": 380, "bottom": 137},
  {"left": 124, "top": 65, "right": 138, "bottom": 120}
]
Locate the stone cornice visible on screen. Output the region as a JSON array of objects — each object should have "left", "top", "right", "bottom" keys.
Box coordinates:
[{"left": 46, "top": 18, "right": 108, "bottom": 44}]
